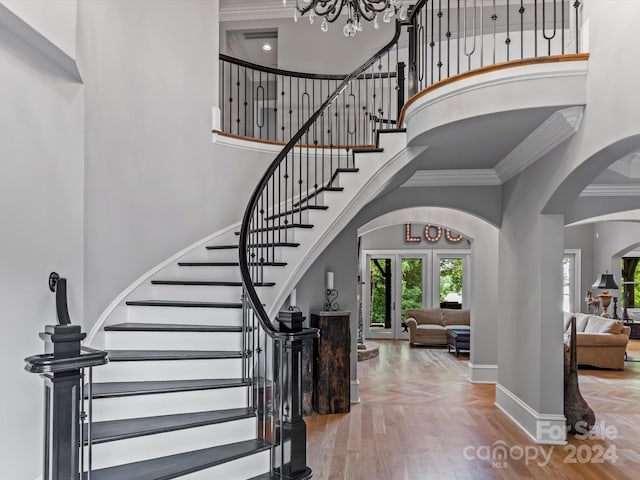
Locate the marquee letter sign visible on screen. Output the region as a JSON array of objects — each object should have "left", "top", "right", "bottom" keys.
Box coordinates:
[{"left": 404, "top": 224, "right": 464, "bottom": 243}]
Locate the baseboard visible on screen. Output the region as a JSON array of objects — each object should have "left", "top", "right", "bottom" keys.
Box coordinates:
[
  {"left": 495, "top": 384, "right": 567, "bottom": 445},
  {"left": 350, "top": 379, "right": 360, "bottom": 404},
  {"left": 468, "top": 363, "right": 497, "bottom": 384}
]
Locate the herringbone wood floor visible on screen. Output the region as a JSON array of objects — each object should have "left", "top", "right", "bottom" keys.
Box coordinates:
[{"left": 306, "top": 340, "right": 640, "bottom": 479}]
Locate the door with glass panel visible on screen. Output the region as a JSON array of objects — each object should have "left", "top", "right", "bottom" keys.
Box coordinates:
[
  {"left": 398, "top": 255, "right": 428, "bottom": 339},
  {"left": 434, "top": 254, "right": 469, "bottom": 310},
  {"left": 365, "top": 255, "right": 396, "bottom": 339}
]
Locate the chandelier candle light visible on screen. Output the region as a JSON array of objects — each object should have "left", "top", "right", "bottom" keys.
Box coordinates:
[{"left": 284, "top": 0, "right": 407, "bottom": 37}]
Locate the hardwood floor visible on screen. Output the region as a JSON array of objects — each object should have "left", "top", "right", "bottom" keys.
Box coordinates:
[{"left": 306, "top": 340, "right": 640, "bottom": 479}]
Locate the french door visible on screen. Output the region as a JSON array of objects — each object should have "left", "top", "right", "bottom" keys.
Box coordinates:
[{"left": 363, "top": 250, "right": 470, "bottom": 340}]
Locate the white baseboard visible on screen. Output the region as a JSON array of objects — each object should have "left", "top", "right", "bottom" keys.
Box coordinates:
[
  {"left": 495, "top": 384, "right": 567, "bottom": 445},
  {"left": 350, "top": 379, "right": 360, "bottom": 404},
  {"left": 468, "top": 363, "right": 497, "bottom": 384},
  {"left": 211, "top": 105, "right": 221, "bottom": 133}
]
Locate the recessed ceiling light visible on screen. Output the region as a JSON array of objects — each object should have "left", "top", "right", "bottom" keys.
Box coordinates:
[{"left": 262, "top": 43, "right": 272, "bottom": 51}]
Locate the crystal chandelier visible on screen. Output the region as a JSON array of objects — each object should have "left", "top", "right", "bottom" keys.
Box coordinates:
[{"left": 283, "top": 0, "right": 408, "bottom": 37}]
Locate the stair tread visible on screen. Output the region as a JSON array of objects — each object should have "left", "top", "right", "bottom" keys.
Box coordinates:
[
  {"left": 234, "top": 223, "right": 314, "bottom": 235},
  {"left": 87, "top": 407, "right": 254, "bottom": 445},
  {"left": 265, "top": 204, "right": 328, "bottom": 221},
  {"left": 126, "top": 300, "right": 242, "bottom": 308},
  {"left": 84, "top": 439, "right": 270, "bottom": 480},
  {"left": 107, "top": 350, "right": 243, "bottom": 361},
  {"left": 205, "top": 242, "right": 300, "bottom": 249},
  {"left": 178, "top": 261, "right": 287, "bottom": 267},
  {"left": 352, "top": 147, "right": 384, "bottom": 154},
  {"left": 150, "top": 280, "right": 276, "bottom": 287},
  {"left": 90, "top": 378, "right": 250, "bottom": 398},
  {"left": 104, "top": 323, "right": 244, "bottom": 333}
]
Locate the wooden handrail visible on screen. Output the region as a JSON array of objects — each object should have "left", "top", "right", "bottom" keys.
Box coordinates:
[{"left": 213, "top": 130, "right": 375, "bottom": 151}]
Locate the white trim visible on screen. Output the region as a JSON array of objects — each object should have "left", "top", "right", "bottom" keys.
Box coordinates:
[
  {"left": 0, "top": 4, "right": 82, "bottom": 82},
  {"left": 401, "top": 169, "right": 501, "bottom": 188},
  {"left": 220, "top": 0, "right": 292, "bottom": 22},
  {"left": 85, "top": 222, "right": 241, "bottom": 345},
  {"left": 467, "top": 363, "right": 497, "bottom": 384},
  {"left": 350, "top": 379, "right": 360, "bottom": 404},
  {"left": 211, "top": 106, "right": 221, "bottom": 133},
  {"left": 495, "top": 384, "right": 567, "bottom": 445},
  {"left": 580, "top": 184, "right": 640, "bottom": 197},
  {"left": 495, "top": 106, "right": 584, "bottom": 182}
]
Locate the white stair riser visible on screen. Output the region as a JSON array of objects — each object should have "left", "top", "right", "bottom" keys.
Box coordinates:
[
  {"left": 105, "top": 331, "right": 244, "bottom": 351},
  {"left": 178, "top": 450, "right": 270, "bottom": 480},
  {"left": 177, "top": 265, "right": 242, "bottom": 281},
  {"left": 150, "top": 284, "right": 243, "bottom": 303},
  {"left": 205, "top": 248, "right": 239, "bottom": 261},
  {"left": 94, "top": 358, "right": 243, "bottom": 382},
  {"left": 126, "top": 306, "right": 243, "bottom": 326},
  {"left": 91, "top": 387, "right": 248, "bottom": 422},
  {"left": 87, "top": 417, "right": 256, "bottom": 470}
]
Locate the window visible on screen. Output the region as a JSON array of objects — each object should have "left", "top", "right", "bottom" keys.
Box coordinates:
[{"left": 563, "top": 250, "right": 581, "bottom": 313}]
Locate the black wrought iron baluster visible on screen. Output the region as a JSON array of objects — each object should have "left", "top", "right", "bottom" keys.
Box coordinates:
[
  {"left": 228, "top": 61, "right": 233, "bottom": 135},
  {"left": 542, "top": 0, "right": 558, "bottom": 56},
  {"left": 534, "top": 0, "right": 538, "bottom": 57},
  {"left": 574, "top": 1, "right": 581, "bottom": 53},
  {"left": 244, "top": 67, "right": 248, "bottom": 137},
  {"left": 234, "top": 64, "right": 238, "bottom": 135},
  {"left": 446, "top": 0, "right": 451, "bottom": 77},
  {"left": 281, "top": 80, "right": 286, "bottom": 142},
  {"left": 480, "top": 0, "right": 484, "bottom": 67},
  {"left": 386, "top": 52, "right": 391, "bottom": 130},
  {"left": 519, "top": 1, "right": 525, "bottom": 59},
  {"left": 271, "top": 175, "right": 275, "bottom": 263},
  {"left": 277, "top": 163, "right": 282, "bottom": 247},
  {"left": 430, "top": 1, "right": 435, "bottom": 84},
  {"left": 257, "top": 71, "right": 264, "bottom": 139},
  {"left": 378, "top": 56, "right": 384, "bottom": 132},
  {"left": 561, "top": 0, "right": 565, "bottom": 55},
  {"left": 506, "top": 0, "right": 511, "bottom": 61},
  {"left": 221, "top": 60, "right": 225, "bottom": 132},
  {"left": 491, "top": 1, "right": 497, "bottom": 64},
  {"left": 437, "top": 0, "right": 442, "bottom": 81},
  {"left": 463, "top": 0, "right": 477, "bottom": 72},
  {"left": 457, "top": 0, "right": 460, "bottom": 74}
]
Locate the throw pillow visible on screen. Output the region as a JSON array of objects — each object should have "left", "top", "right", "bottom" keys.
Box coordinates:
[
  {"left": 584, "top": 316, "right": 623, "bottom": 334},
  {"left": 575, "top": 313, "right": 590, "bottom": 332},
  {"left": 442, "top": 309, "right": 470, "bottom": 326},
  {"left": 405, "top": 308, "right": 442, "bottom": 325}
]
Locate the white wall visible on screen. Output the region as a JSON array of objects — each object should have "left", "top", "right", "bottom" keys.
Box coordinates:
[
  {"left": 220, "top": 16, "right": 396, "bottom": 74},
  {"left": 77, "top": 0, "right": 228, "bottom": 331},
  {"left": 0, "top": 10, "right": 84, "bottom": 480},
  {"left": 360, "top": 222, "right": 471, "bottom": 250}
]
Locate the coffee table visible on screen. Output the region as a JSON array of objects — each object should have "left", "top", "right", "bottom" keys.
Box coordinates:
[{"left": 447, "top": 328, "right": 470, "bottom": 357}]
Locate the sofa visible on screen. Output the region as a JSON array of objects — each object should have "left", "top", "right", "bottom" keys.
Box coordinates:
[
  {"left": 564, "top": 312, "right": 630, "bottom": 370},
  {"left": 406, "top": 308, "right": 470, "bottom": 346}
]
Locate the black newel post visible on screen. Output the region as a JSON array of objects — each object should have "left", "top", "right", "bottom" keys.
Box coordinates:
[
  {"left": 25, "top": 273, "right": 108, "bottom": 480},
  {"left": 276, "top": 310, "right": 315, "bottom": 478}
]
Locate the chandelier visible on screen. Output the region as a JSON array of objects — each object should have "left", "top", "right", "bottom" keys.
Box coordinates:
[{"left": 283, "top": 0, "right": 408, "bottom": 37}]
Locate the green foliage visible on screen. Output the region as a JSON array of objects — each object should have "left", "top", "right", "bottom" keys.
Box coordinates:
[
  {"left": 439, "top": 258, "right": 463, "bottom": 302},
  {"left": 636, "top": 267, "right": 640, "bottom": 306},
  {"left": 370, "top": 259, "right": 390, "bottom": 326},
  {"left": 401, "top": 259, "right": 422, "bottom": 320}
]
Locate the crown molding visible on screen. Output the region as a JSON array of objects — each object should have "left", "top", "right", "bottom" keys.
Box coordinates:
[
  {"left": 401, "top": 169, "right": 501, "bottom": 187},
  {"left": 220, "top": 0, "right": 292, "bottom": 22},
  {"left": 495, "top": 106, "right": 584, "bottom": 183},
  {"left": 580, "top": 184, "right": 640, "bottom": 197}
]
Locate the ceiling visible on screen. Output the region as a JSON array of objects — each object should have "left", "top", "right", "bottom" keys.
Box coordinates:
[{"left": 225, "top": 28, "right": 278, "bottom": 67}]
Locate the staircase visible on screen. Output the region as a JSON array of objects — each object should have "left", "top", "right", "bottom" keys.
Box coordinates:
[{"left": 80, "top": 127, "right": 411, "bottom": 479}]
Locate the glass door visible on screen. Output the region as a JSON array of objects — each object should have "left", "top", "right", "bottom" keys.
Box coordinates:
[
  {"left": 398, "top": 255, "right": 428, "bottom": 339},
  {"left": 365, "top": 255, "right": 395, "bottom": 339}
]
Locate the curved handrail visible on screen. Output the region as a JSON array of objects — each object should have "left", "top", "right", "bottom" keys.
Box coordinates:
[
  {"left": 220, "top": 53, "right": 353, "bottom": 81},
  {"left": 238, "top": 1, "right": 426, "bottom": 338}
]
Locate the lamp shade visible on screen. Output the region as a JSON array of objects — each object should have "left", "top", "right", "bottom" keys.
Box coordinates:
[{"left": 592, "top": 273, "right": 619, "bottom": 290}]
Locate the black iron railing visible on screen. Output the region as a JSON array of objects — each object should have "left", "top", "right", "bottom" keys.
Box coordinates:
[
  {"left": 407, "top": 0, "right": 583, "bottom": 96},
  {"left": 219, "top": 54, "right": 404, "bottom": 146}
]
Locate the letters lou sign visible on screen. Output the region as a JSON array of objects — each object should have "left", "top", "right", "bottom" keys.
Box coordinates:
[{"left": 404, "top": 224, "right": 464, "bottom": 243}]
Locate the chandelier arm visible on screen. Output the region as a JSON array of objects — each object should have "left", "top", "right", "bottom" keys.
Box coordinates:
[{"left": 352, "top": 0, "right": 390, "bottom": 22}]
